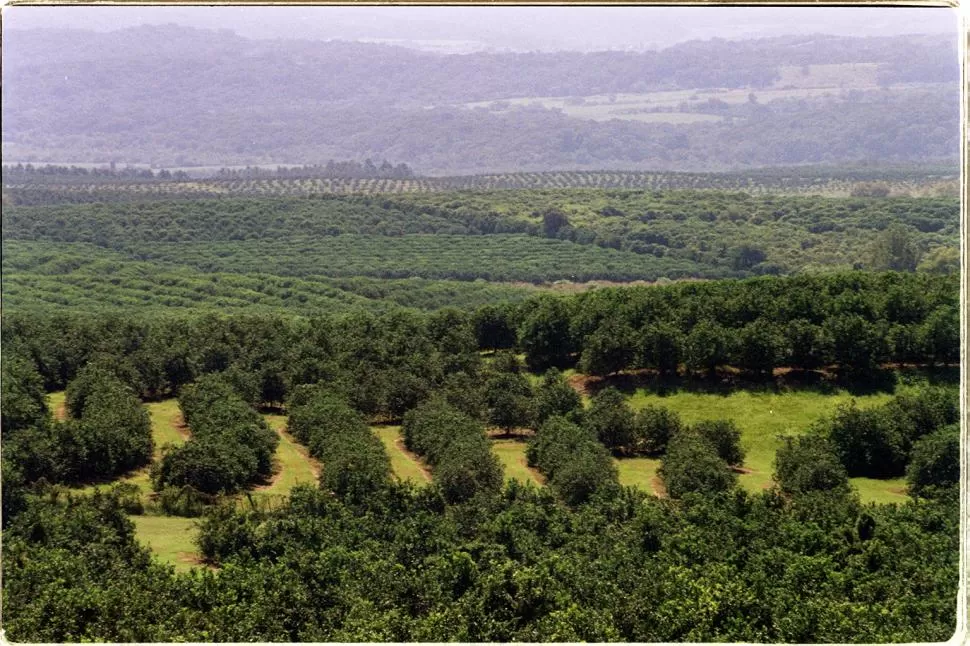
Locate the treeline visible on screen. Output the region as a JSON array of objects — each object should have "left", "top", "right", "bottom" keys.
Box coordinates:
[
  {"left": 513, "top": 271, "right": 958, "bottom": 375},
  {"left": 1, "top": 159, "right": 414, "bottom": 183},
  {"left": 150, "top": 375, "right": 278, "bottom": 496},
  {"left": 1, "top": 272, "right": 958, "bottom": 418}
]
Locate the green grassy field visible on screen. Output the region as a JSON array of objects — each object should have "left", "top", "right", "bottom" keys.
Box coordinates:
[
  {"left": 625, "top": 386, "right": 899, "bottom": 499},
  {"left": 373, "top": 425, "right": 431, "bottom": 485},
  {"left": 491, "top": 438, "right": 543, "bottom": 485},
  {"left": 615, "top": 457, "right": 663, "bottom": 496},
  {"left": 257, "top": 414, "right": 320, "bottom": 497},
  {"left": 130, "top": 515, "right": 202, "bottom": 573}
]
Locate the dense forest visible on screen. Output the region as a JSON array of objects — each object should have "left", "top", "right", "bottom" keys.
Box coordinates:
[{"left": 2, "top": 27, "right": 959, "bottom": 171}]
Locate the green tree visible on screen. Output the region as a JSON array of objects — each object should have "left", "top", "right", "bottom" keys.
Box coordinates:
[
  {"left": 906, "top": 424, "right": 959, "bottom": 498},
  {"left": 691, "top": 419, "right": 745, "bottom": 466},
  {"left": 868, "top": 224, "right": 921, "bottom": 271},
  {"left": 579, "top": 317, "right": 636, "bottom": 376},
  {"left": 660, "top": 430, "right": 736, "bottom": 498},
  {"left": 534, "top": 368, "right": 583, "bottom": 425},
  {"left": 632, "top": 405, "right": 682, "bottom": 455},
  {"left": 683, "top": 320, "right": 729, "bottom": 377},
  {"left": 485, "top": 371, "right": 535, "bottom": 436},
  {"left": 774, "top": 434, "right": 849, "bottom": 495},
  {"left": 584, "top": 387, "right": 636, "bottom": 454}
]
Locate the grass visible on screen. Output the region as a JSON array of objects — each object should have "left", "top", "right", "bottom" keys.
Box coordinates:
[
  {"left": 491, "top": 438, "right": 543, "bottom": 485},
  {"left": 256, "top": 414, "right": 319, "bottom": 497},
  {"left": 615, "top": 457, "right": 663, "bottom": 496},
  {"left": 373, "top": 425, "right": 431, "bottom": 485},
  {"left": 625, "top": 386, "right": 900, "bottom": 500},
  {"left": 130, "top": 515, "right": 202, "bottom": 573},
  {"left": 850, "top": 477, "right": 910, "bottom": 505}
]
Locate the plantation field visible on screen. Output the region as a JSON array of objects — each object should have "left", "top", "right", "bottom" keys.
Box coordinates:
[
  {"left": 4, "top": 168, "right": 959, "bottom": 203},
  {"left": 625, "top": 385, "right": 902, "bottom": 498},
  {"left": 257, "top": 414, "right": 320, "bottom": 497},
  {"left": 373, "top": 425, "right": 431, "bottom": 485},
  {"left": 491, "top": 438, "right": 543, "bottom": 485},
  {"left": 130, "top": 515, "right": 201, "bottom": 573}
]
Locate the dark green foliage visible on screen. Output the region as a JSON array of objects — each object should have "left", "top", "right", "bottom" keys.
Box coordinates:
[
  {"left": 820, "top": 403, "right": 908, "bottom": 479},
  {"left": 402, "top": 399, "right": 503, "bottom": 503},
  {"left": 484, "top": 371, "right": 535, "bottom": 434},
  {"left": 632, "top": 405, "right": 683, "bottom": 455},
  {"left": 683, "top": 320, "right": 730, "bottom": 376},
  {"left": 906, "top": 425, "right": 959, "bottom": 498},
  {"left": 287, "top": 387, "right": 390, "bottom": 503},
  {"left": 734, "top": 319, "right": 784, "bottom": 376},
  {"left": 660, "top": 430, "right": 737, "bottom": 498},
  {"left": 528, "top": 416, "right": 618, "bottom": 505},
  {"left": 818, "top": 387, "right": 958, "bottom": 479},
  {"left": 579, "top": 317, "right": 637, "bottom": 376},
  {"left": 691, "top": 419, "right": 746, "bottom": 466},
  {"left": 533, "top": 368, "right": 583, "bottom": 426},
  {"left": 638, "top": 322, "right": 682, "bottom": 375},
  {"left": 0, "top": 354, "right": 49, "bottom": 436},
  {"left": 519, "top": 297, "right": 575, "bottom": 371},
  {"left": 473, "top": 304, "right": 518, "bottom": 351},
  {"left": 153, "top": 374, "right": 277, "bottom": 495},
  {"left": 584, "top": 387, "right": 636, "bottom": 454},
  {"left": 774, "top": 435, "right": 849, "bottom": 495},
  {"left": 868, "top": 224, "right": 922, "bottom": 271}
]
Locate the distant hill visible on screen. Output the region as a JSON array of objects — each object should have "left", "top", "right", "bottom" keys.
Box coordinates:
[{"left": 2, "top": 26, "right": 959, "bottom": 173}]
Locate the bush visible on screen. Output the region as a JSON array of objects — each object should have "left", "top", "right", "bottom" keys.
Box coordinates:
[
  {"left": 906, "top": 424, "right": 959, "bottom": 498},
  {"left": 691, "top": 419, "right": 745, "bottom": 466},
  {"left": 584, "top": 387, "right": 636, "bottom": 454},
  {"left": 774, "top": 435, "right": 849, "bottom": 495},
  {"left": 632, "top": 405, "right": 683, "bottom": 456},
  {"left": 660, "top": 431, "right": 737, "bottom": 498}
]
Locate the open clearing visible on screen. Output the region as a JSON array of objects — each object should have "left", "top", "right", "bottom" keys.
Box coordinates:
[
  {"left": 615, "top": 457, "right": 664, "bottom": 497},
  {"left": 491, "top": 438, "right": 543, "bottom": 485},
  {"left": 625, "top": 386, "right": 899, "bottom": 499},
  {"left": 257, "top": 413, "right": 320, "bottom": 496},
  {"left": 130, "top": 515, "right": 202, "bottom": 572},
  {"left": 373, "top": 425, "right": 431, "bottom": 485}
]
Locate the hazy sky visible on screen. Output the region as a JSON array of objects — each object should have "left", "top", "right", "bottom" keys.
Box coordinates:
[{"left": 4, "top": 5, "right": 960, "bottom": 51}]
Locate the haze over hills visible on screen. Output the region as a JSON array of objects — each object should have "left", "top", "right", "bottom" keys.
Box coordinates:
[{"left": 2, "top": 24, "right": 959, "bottom": 174}]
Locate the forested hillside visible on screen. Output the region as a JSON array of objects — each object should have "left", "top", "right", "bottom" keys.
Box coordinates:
[{"left": 2, "top": 27, "right": 958, "bottom": 171}]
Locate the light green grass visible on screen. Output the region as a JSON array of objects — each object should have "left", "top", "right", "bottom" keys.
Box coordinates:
[
  {"left": 626, "top": 387, "right": 897, "bottom": 499},
  {"left": 491, "top": 438, "right": 543, "bottom": 485},
  {"left": 256, "top": 414, "right": 319, "bottom": 496},
  {"left": 130, "top": 515, "right": 201, "bottom": 572},
  {"left": 373, "top": 425, "right": 431, "bottom": 485},
  {"left": 850, "top": 477, "right": 909, "bottom": 505},
  {"left": 615, "top": 457, "right": 663, "bottom": 496},
  {"left": 47, "top": 390, "right": 67, "bottom": 420},
  {"left": 147, "top": 399, "right": 188, "bottom": 454}
]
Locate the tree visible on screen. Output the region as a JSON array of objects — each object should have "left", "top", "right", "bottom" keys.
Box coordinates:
[
  {"left": 519, "top": 298, "right": 575, "bottom": 371},
  {"left": 579, "top": 317, "right": 636, "bottom": 376},
  {"left": 632, "top": 405, "right": 683, "bottom": 455},
  {"left": 584, "top": 387, "right": 636, "bottom": 454},
  {"left": 472, "top": 305, "right": 517, "bottom": 351},
  {"left": 691, "top": 419, "right": 745, "bottom": 466},
  {"left": 542, "top": 210, "right": 570, "bottom": 238},
  {"left": 820, "top": 402, "right": 907, "bottom": 478},
  {"left": 734, "top": 320, "right": 784, "bottom": 377},
  {"left": 1, "top": 355, "right": 49, "bottom": 436},
  {"left": 660, "top": 430, "right": 736, "bottom": 498},
  {"left": 485, "top": 372, "right": 535, "bottom": 436},
  {"left": 534, "top": 368, "right": 583, "bottom": 425},
  {"left": 906, "top": 424, "right": 959, "bottom": 498},
  {"left": 868, "top": 224, "right": 921, "bottom": 272},
  {"left": 639, "top": 322, "right": 682, "bottom": 376},
  {"left": 917, "top": 246, "right": 959, "bottom": 274},
  {"left": 774, "top": 435, "right": 849, "bottom": 495},
  {"left": 824, "top": 313, "right": 885, "bottom": 375},
  {"left": 683, "top": 321, "right": 729, "bottom": 377}
]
